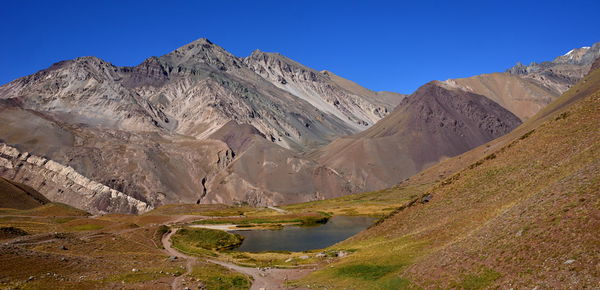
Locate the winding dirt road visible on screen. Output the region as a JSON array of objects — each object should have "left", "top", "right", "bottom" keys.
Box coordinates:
[
  {"left": 161, "top": 228, "right": 313, "bottom": 290},
  {"left": 162, "top": 229, "right": 196, "bottom": 290}
]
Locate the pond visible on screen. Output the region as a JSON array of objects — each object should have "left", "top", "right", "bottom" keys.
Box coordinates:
[{"left": 232, "top": 215, "right": 376, "bottom": 252}]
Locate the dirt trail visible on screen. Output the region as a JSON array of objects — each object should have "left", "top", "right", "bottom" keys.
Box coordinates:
[
  {"left": 162, "top": 229, "right": 195, "bottom": 290},
  {"left": 161, "top": 227, "right": 313, "bottom": 290},
  {"left": 209, "top": 259, "right": 313, "bottom": 290}
]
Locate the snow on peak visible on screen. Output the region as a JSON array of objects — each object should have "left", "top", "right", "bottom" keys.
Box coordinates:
[{"left": 564, "top": 49, "right": 575, "bottom": 56}]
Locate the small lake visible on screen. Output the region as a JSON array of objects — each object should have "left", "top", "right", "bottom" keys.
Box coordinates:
[{"left": 232, "top": 215, "right": 376, "bottom": 252}]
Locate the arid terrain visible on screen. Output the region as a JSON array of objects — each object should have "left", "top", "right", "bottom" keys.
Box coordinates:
[
  {"left": 2, "top": 39, "right": 597, "bottom": 215},
  {"left": 0, "top": 52, "right": 598, "bottom": 289},
  {"left": 0, "top": 7, "right": 599, "bottom": 286}
]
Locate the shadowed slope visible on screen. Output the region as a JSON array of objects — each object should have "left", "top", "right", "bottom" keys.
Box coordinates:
[{"left": 0, "top": 176, "right": 49, "bottom": 210}]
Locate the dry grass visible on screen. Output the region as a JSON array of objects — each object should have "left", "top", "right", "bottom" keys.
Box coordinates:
[{"left": 282, "top": 183, "right": 430, "bottom": 217}]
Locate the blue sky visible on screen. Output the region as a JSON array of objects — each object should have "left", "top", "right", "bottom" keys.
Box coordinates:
[{"left": 1, "top": 0, "right": 598, "bottom": 94}]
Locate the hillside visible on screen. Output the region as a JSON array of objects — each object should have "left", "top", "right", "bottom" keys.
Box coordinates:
[
  {"left": 0, "top": 176, "right": 49, "bottom": 210},
  {"left": 0, "top": 37, "right": 526, "bottom": 213},
  {"left": 295, "top": 58, "right": 600, "bottom": 289},
  {"left": 0, "top": 61, "right": 596, "bottom": 289},
  {"left": 444, "top": 73, "right": 560, "bottom": 120},
  {"left": 314, "top": 81, "right": 522, "bottom": 192},
  {"left": 206, "top": 121, "right": 354, "bottom": 205}
]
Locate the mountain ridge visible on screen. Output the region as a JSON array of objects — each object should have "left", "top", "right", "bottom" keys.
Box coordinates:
[{"left": 0, "top": 38, "right": 595, "bottom": 213}]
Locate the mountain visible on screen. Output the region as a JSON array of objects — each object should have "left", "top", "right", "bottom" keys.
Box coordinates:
[
  {"left": 1, "top": 37, "right": 591, "bottom": 213},
  {"left": 505, "top": 42, "right": 600, "bottom": 93},
  {"left": 0, "top": 39, "right": 387, "bottom": 150},
  {"left": 445, "top": 42, "right": 600, "bottom": 121},
  {"left": 299, "top": 56, "right": 600, "bottom": 289},
  {"left": 244, "top": 50, "right": 403, "bottom": 129},
  {"left": 311, "top": 43, "right": 599, "bottom": 193},
  {"left": 0, "top": 38, "right": 397, "bottom": 212},
  {"left": 443, "top": 73, "right": 559, "bottom": 120},
  {"left": 314, "top": 81, "right": 522, "bottom": 192}
]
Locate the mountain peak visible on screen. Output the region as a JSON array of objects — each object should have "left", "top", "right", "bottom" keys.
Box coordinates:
[
  {"left": 169, "top": 37, "right": 219, "bottom": 55},
  {"left": 247, "top": 49, "right": 287, "bottom": 62},
  {"left": 159, "top": 37, "right": 240, "bottom": 71},
  {"left": 194, "top": 37, "right": 213, "bottom": 44},
  {"left": 182, "top": 37, "right": 214, "bottom": 47},
  {"left": 552, "top": 43, "right": 599, "bottom": 65}
]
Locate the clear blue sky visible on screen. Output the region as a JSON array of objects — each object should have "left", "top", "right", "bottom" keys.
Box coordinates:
[{"left": 1, "top": 0, "right": 598, "bottom": 94}]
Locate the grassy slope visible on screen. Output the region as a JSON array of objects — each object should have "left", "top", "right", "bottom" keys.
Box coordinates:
[
  {"left": 193, "top": 212, "right": 330, "bottom": 226},
  {"left": 171, "top": 228, "right": 244, "bottom": 254},
  {"left": 294, "top": 66, "right": 600, "bottom": 289},
  {"left": 0, "top": 202, "right": 90, "bottom": 217},
  {"left": 189, "top": 261, "right": 251, "bottom": 289},
  {"left": 282, "top": 183, "right": 430, "bottom": 217},
  {"left": 0, "top": 213, "right": 184, "bottom": 289},
  {"left": 144, "top": 203, "right": 241, "bottom": 216}
]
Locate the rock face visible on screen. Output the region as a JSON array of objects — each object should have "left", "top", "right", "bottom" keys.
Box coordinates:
[
  {"left": 0, "top": 143, "right": 150, "bottom": 214},
  {"left": 505, "top": 42, "right": 600, "bottom": 94},
  {"left": 125, "top": 39, "right": 360, "bottom": 151},
  {"left": 0, "top": 99, "right": 239, "bottom": 210},
  {"left": 314, "top": 81, "right": 522, "bottom": 192},
  {"left": 244, "top": 50, "right": 403, "bottom": 130},
  {"left": 0, "top": 56, "right": 169, "bottom": 132},
  {"left": 590, "top": 56, "right": 600, "bottom": 72},
  {"left": 0, "top": 38, "right": 396, "bottom": 152}
]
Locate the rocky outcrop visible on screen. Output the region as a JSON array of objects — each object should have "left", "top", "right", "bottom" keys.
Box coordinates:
[
  {"left": 506, "top": 42, "right": 600, "bottom": 94},
  {"left": 0, "top": 143, "right": 151, "bottom": 214}
]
